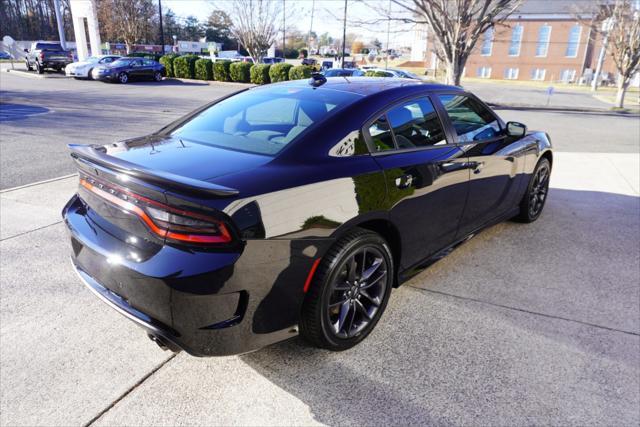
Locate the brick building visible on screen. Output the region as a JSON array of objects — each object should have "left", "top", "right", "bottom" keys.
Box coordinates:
[{"left": 414, "top": 0, "right": 638, "bottom": 85}]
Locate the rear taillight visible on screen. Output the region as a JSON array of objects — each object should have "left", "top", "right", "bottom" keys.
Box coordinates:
[
  {"left": 79, "top": 176, "right": 232, "bottom": 245},
  {"left": 39, "top": 52, "right": 45, "bottom": 59}
]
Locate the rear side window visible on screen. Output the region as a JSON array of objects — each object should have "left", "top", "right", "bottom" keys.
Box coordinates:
[
  {"left": 366, "top": 97, "right": 447, "bottom": 152},
  {"left": 437, "top": 94, "right": 501, "bottom": 143}
]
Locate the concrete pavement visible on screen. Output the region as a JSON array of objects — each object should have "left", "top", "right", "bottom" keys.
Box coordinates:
[{"left": 1, "top": 151, "right": 638, "bottom": 426}]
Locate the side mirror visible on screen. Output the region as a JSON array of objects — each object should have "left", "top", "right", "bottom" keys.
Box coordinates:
[
  {"left": 24, "top": 48, "right": 29, "bottom": 53},
  {"left": 506, "top": 121, "right": 527, "bottom": 137}
]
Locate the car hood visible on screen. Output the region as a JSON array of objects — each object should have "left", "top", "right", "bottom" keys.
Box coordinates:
[{"left": 100, "top": 135, "right": 273, "bottom": 183}]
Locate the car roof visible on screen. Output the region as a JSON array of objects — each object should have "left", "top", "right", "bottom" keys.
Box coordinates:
[{"left": 271, "top": 77, "right": 456, "bottom": 96}]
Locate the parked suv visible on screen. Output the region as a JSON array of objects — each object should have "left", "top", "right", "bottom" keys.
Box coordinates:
[{"left": 25, "top": 42, "right": 73, "bottom": 74}]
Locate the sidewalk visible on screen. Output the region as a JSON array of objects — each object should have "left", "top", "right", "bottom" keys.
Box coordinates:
[{"left": 1, "top": 152, "right": 638, "bottom": 426}]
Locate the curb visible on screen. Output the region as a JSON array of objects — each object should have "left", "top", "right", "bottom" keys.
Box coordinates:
[
  {"left": 169, "top": 77, "right": 254, "bottom": 88},
  {"left": 488, "top": 102, "right": 640, "bottom": 116},
  {"left": 4, "top": 69, "right": 66, "bottom": 79},
  {"left": 0, "top": 174, "right": 77, "bottom": 194}
]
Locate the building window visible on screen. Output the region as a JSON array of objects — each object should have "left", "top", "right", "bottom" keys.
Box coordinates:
[
  {"left": 560, "top": 69, "right": 576, "bottom": 82},
  {"left": 566, "top": 25, "right": 582, "bottom": 57},
  {"left": 477, "top": 67, "right": 492, "bottom": 78},
  {"left": 481, "top": 27, "right": 494, "bottom": 56},
  {"left": 531, "top": 68, "right": 546, "bottom": 81},
  {"left": 536, "top": 24, "right": 552, "bottom": 57},
  {"left": 508, "top": 24, "right": 523, "bottom": 56},
  {"left": 504, "top": 68, "right": 519, "bottom": 80}
]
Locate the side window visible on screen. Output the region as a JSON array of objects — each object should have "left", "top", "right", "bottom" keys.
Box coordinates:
[
  {"left": 367, "top": 116, "right": 395, "bottom": 152},
  {"left": 437, "top": 94, "right": 501, "bottom": 143},
  {"left": 143, "top": 59, "right": 154, "bottom": 66},
  {"left": 387, "top": 98, "right": 447, "bottom": 148},
  {"left": 133, "top": 60, "right": 143, "bottom": 67}
]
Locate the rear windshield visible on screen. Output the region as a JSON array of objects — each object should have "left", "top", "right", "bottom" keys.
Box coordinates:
[
  {"left": 170, "top": 86, "right": 360, "bottom": 155},
  {"left": 36, "top": 43, "right": 63, "bottom": 51}
]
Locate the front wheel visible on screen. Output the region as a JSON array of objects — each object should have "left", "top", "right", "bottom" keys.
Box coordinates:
[
  {"left": 87, "top": 68, "right": 93, "bottom": 80},
  {"left": 515, "top": 157, "right": 551, "bottom": 223},
  {"left": 153, "top": 71, "right": 162, "bottom": 82},
  {"left": 118, "top": 72, "right": 128, "bottom": 83},
  {"left": 300, "top": 228, "right": 394, "bottom": 351}
]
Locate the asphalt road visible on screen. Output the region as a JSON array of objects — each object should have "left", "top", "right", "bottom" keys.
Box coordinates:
[
  {"left": 1, "top": 70, "right": 639, "bottom": 426},
  {"left": 1, "top": 70, "right": 639, "bottom": 189}
]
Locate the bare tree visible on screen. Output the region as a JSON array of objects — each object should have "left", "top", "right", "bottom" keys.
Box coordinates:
[
  {"left": 228, "top": 0, "right": 282, "bottom": 63},
  {"left": 389, "top": 0, "right": 522, "bottom": 85},
  {"left": 595, "top": 0, "right": 640, "bottom": 108},
  {"left": 97, "top": 0, "right": 156, "bottom": 53}
]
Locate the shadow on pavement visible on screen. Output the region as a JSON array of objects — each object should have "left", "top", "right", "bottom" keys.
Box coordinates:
[{"left": 240, "top": 188, "right": 639, "bottom": 426}]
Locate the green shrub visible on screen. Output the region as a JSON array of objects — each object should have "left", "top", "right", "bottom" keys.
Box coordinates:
[
  {"left": 173, "top": 54, "right": 198, "bottom": 79},
  {"left": 159, "top": 54, "right": 177, "bottom": 78},
  {"left": 250, "top": 64, "right": 271, "bottom": 85},
  {"left": 288, "top": 65, "right": 313, "bottom": 80},
  {"left": 230, "top": 61, "right": 252, "bottom": 83},
  {"left": 195, "top": 58, "right": 213, "bottom": 80},
  {"left": 269, "top": 63, "right": 293, "bottom": 83},
  {"left": 213, "top": 60, "right": 232, "bottom": 81},
  {"left": 364, "top": 70, "right": 392, "bottom": 77}
]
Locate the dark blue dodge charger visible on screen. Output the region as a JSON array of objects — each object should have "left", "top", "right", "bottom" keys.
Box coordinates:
[{"left": 63, "top": 77, "right": 552, "bottom": 356}]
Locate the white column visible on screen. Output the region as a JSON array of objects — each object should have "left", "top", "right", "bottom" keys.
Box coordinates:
[
  {"left": 86, "top": 5, "right": 101, "bottom": 57},
  {"left": 73, "top": 16, "right": 89, "bottom": 61}
]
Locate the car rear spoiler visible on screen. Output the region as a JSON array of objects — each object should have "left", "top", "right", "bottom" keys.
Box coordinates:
[{"left": 68, "top": 144, "right": 239, "bottom": 197}]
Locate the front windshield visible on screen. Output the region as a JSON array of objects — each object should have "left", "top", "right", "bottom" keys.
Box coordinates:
[{"left": 170, "top": 86, "right": 360, "bottom": 155}]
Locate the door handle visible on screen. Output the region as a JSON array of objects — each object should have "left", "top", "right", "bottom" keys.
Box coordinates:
[{"left": 395, "top": 174, "right": 414, "bottom": 189}]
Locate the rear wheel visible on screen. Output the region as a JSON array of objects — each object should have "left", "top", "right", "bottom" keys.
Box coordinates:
[
  {"left": 35, "top": 61, "right": 44, "bottom": 74},
  {"left": 87, "top": 68, "right": 94, "bottom": 80},
  {"left": 515, "top": 158, "right": 551, "bottom": 223},
  {"left": 153, "top": 71, "right": 162, "bottom": 82},
  {"left": 300, "top": 228, "right": 394, "bottom": 351},
  {"left": 118, "top": 72, "right": 128, "bottom": 84},
  {"left": 25, "top": 60, "right": 32, "bottom": 71}
]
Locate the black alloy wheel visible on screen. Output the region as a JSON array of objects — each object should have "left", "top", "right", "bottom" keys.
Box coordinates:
[
  {"left": 300, "top": 228, "right": 394, "bottom": 351},
  {"left": 516, "top": 157, "right": 551, "bottom": 222}
]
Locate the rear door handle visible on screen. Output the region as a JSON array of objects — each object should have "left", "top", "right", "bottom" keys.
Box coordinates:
[{"left": 395, "top": 174, "right": 414, "bottom": 189}]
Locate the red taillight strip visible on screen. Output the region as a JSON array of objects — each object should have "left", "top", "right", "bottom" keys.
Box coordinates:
[
  {"left": 303, "top": 258, "right": 322, "bottom": 293},
  {"left": 80, "top": 179, "right": 231, "bottom": 244}
]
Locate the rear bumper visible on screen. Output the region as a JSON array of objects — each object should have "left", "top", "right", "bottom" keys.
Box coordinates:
[{"left": 63, "top": 194, "right": 332, "bottom": 356}]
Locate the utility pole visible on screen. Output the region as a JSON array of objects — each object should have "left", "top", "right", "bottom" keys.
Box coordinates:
[
  {"left": 282, "top": 0, "right": 286, "bottom": 58},
  {"left": 385, "top": 0, "right": 391, "bottom": 69},
  {"left": 308, "top": 0, "right": 315, "bottom": 53},
  {"left": 159, "top": 0, "right": 165, "bottom": 55},
  {"left": 592, "top": 17, "right": 613, "bottom": 91},
  {"left": 53, "top": 0, "right": 67, "bottom": 50},
  {"left": 341, "top": 0, "right": 347, "bottom": 67}
]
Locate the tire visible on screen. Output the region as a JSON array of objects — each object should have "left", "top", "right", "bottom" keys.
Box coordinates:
[
  {"left": 515, "top": 157, "right": 551, "bottom": 223},
  {"left": 153, "top": 71, "right": 162, "bottom": 82},
  {"left": 25, "top": 60, "right": 32, "bottom": 71},
  {"left": 87, "top": 68, "right": 93, "bottom": 80},
  {"left": 118, "top": 72, "right": 128, "bottom": 84},
  {"left": 35, "top": 61, "right": 44, "bottom": 74},
  {"left": 300, "top": 228, "right": 394, "bottom": 351}
]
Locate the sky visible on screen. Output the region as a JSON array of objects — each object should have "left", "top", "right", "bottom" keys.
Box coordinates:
[{"left": 162, "top": 0, "right": 416, "bottom": 48}]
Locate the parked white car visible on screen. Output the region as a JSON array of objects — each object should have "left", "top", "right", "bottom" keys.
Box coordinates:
[
  {"left": 366, "top": 68, "right": 421, "bottom": 80},
  {"left": 65, "top": 55, "right": 121, "bottom": 79}
]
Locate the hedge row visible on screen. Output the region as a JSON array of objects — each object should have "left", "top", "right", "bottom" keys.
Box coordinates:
[{"left": 160, "top": 55, "right": 316, "bottom": 85}]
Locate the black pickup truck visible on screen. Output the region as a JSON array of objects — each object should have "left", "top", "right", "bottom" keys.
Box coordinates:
[{"left": 24, "top": 42, "right": 73, "bottom": 74}]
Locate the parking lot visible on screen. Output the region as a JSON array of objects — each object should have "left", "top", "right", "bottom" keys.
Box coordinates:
[{"left": 1, "top": 71, "right": 639, "bottom": 426}]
